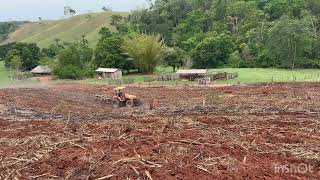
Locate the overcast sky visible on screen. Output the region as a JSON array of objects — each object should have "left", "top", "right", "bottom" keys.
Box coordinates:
[{"left": 0, "top": 0, "right": 148, "bottom": 21}]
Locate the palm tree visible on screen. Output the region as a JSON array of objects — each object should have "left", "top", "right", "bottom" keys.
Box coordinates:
[{"left": 122, "top": 33, "right": 165, "bottom": 74}]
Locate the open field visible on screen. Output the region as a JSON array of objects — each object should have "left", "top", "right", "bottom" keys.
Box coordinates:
[
  {"left": 211, "top": 68, "right": 320, "bottom": 84},
  {"left": 1, "top": 12, "right": 126, "bottom": 48},
  {"left": 58, "top": 68, "right": 320, "bottom": 86},
  {"left": 0, "top": 62, "right": 39, "bottom": 88},
  {"left": 0, "top": 82, "right": 319, "bottom": 179},
  {"left": 0, "top": 61, "right": 11, "bottom": 86}
]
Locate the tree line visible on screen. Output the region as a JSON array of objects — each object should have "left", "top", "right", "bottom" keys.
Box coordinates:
[
  {"left": 0, "top": 26, "right": 183, "bottom": 79},
  {"left": 1, "top": 0, "right": 320, "bottom": 79},
  {"left": 120, "top": 0, "right": 320, "bottom": 69}
]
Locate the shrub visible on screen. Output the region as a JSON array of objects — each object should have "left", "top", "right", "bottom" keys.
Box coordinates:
[{"left": 122, "top": 33, "right": 166, "bottom": 74}]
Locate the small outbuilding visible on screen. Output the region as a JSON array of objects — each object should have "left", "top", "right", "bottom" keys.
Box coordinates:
[
  {"left": 176, "top": 69, "right": 208, "bottom": 81},
  {"left": 96, "top": 68, "right": 122, "bottom": 80},
  {"left": 30, "top": 66, "right": 52, "bottom": 76}
]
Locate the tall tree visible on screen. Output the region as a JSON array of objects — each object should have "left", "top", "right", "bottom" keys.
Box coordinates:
[
  {"left": 4, "top": 42, "right": 40, "bottom": 70},
  {"left": 192, "top": 33, "right": 235, "bottom": 68},
  {"left": 264, "top": 0, "right": 305, "bottom": 20},
  {"left": 163, "top": 47, "right": 188, "bottom": 71},
  {"left": 54, "top": 44, "right": 86, "bottom": 79},
  {"left": 266, "top": 16, "right": 310, "bottom": 69},
  {"left": 79, "top": 35, "right": 93, "bottom": 63},
  {"left": 94, "top": 28, "right": 135, "bottom": 72},
  {"left": 122, "top": 33, "right": 166, "bottom": 74}
]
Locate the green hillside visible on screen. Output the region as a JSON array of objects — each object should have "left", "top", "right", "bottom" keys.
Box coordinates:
[{"left": 2, "top": 12, "right": 127, "bottom": 48}]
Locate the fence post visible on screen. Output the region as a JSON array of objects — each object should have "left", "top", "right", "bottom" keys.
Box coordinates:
[{"left": 226, "top": 76, "right": 229, "bottom": 86}]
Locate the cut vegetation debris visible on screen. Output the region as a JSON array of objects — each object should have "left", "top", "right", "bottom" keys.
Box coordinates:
[{"left": 0, "top": 82, "right": 319, "bottom": 179}]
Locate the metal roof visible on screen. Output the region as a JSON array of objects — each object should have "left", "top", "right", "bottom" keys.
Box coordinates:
[
  {"left": 95, "top": 68, "right": 119, "bottom": 73},
  {"left": 176, "top": 69, "right": 208, "bottom": 74},
  {"left": 30, "top": 66, "right": 52, "bottom": 74}
]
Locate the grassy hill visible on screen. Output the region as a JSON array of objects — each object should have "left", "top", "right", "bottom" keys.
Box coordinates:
[{"left": 2, "top": 12, "right": 127, "bottom": 48}]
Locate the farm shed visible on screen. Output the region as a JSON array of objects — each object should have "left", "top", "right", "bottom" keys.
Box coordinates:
[
  {"left": 96, "top": 68, "right": 122, "bottom": 80},
  {"left": 30, "top": 66, "right": 52, "bottom": 76},
  {"left": 176, "top": 69, "right": 208, "bottom": 81}
]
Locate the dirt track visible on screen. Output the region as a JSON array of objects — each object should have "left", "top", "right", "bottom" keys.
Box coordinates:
[{"left": 0, "top": 83, "right": 319, "bottom": 179}]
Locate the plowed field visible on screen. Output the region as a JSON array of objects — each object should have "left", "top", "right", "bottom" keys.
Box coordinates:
[{"left": 0, "top": 83, "right": 319, "bottom": 179}]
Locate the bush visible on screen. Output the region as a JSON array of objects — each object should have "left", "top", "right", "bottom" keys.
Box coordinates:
[
  {"left": 54, "top": 45, "right": 81, "bottom": 79},
  {"left": 296, "top": 59, "right": 320, "bottom": 69},
  {"left": 54, "top": 39, "right": 94, "bottom": 79},
  {"left": 192, "top": 33, "right": 236, "bottom": 68},
  {"left": 12, "top": 71, "right": 33, "bottom": 80},
  {"left": 122, "top": 33, "right": 166, "bottom": 74},
  {"left": 228, "top": 51, "right": 246, "bottom": 68},
  {"left": 254, "top": 50, "right": 278, "bottom": 68},
  {"left": 54, "top": 65, "right": 86, "bottom": 79},
  {"left": 5, "top": 42, "right": 41, "bottom": 70}
]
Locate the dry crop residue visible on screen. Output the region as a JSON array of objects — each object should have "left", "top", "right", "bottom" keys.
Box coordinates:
[{"left": 0, "top": 83, "right": 319, "bottom": 179}]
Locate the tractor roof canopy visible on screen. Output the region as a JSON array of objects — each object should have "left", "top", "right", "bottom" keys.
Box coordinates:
[{"left": 114, "top": 87, "right": 126, "bottom": 91}]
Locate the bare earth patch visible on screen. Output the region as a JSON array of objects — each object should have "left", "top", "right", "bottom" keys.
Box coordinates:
[{"left": 0, "top": 83, "right": 319, "bottom": 179}]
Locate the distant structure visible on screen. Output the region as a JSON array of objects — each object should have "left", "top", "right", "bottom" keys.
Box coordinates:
[
  {"left": 176, "top": 69, "right": 208, "bottom": 81},
  {"left": 96, "top": 68, "right": 122, "bottom": 80},
  {"left": 30, "top": 66, "right": 52, "bottom": 76},
  {"left": 64, "top": 6, "right": 76, "bottom": 16},
  {"left": 102, "top": 6, "right": 112, "bottom": 12}
]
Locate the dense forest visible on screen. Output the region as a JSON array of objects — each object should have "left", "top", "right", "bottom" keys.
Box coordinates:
[
  {"left": 117, "top": 0, "right": 320, "bottom": 69},
  {"left": 1, "top": 0, "right": 320, "bottom": 79}
]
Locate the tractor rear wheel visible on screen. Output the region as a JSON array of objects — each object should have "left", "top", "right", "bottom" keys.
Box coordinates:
[
  {"left": 112, "top": 99, "right": 121, "bottom": 108},
  {"left": 126, "top": 100, "right": 134, "bottom": 108}
]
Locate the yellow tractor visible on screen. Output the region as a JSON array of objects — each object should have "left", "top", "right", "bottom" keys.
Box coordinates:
[{"left": 112, "top": 87, "right": 142, "bottom": 108}]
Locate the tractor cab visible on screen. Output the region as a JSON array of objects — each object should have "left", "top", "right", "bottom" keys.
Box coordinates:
[{"left": 114, "top": 87, "right": 126, "bottom": 101}]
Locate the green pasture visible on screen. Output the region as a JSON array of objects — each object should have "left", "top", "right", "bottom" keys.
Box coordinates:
[
  {"left": 54, "top": 67, "right": 320, "bottom": 86},
  {"left": 0, "top": 61, "right": 38, "bottom": 88}
]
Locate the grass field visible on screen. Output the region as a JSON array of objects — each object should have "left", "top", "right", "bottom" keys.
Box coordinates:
[
  {"left": 2, "top": 12, "right": 127, "bottom": 48},
  {"left": 55, "top": 67, "right": 320, "bottom": 86},
  {"left": 2, "top": 60, "right": 319, "bottom": 86},
  {"left": 0, "top": 61, "right": 12, "bottom": 86},
  {"left": 122, "top": 68, "right": 320, "bottom": 84},
  {"left": 0, "top": 61, "right": 39, "bottom": 88},
  {"left": 211, "top": 68, "right": 320, "bottom": 84}
]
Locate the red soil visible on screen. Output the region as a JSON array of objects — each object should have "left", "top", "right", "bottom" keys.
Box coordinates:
[{"left": 0, "top": 82, "right": 319, "bottom": 179}]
